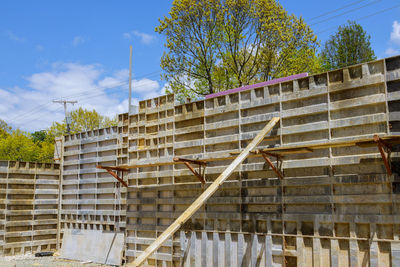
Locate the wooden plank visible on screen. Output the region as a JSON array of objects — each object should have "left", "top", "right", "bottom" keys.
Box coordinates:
[
  {"left": 129, "top": 117, "right": 280, "bottom": 266},
  {"left": 113, "top": 135, "right": 400, "bottom": 170}
]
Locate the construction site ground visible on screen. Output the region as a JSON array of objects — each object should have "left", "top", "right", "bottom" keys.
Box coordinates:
[{"left": 0, "top": 254, "right": 112, "bottom": 267}]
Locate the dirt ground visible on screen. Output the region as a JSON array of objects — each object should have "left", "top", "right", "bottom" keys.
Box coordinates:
[{"left": 0, "top": 253, "right": 115, "bottom": 267}]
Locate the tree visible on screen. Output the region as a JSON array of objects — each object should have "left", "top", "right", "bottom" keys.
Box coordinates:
[
  {"left": 321, "top": 21, "right": 376, "bottom": 71},
  {"left": 48, "top": 107, "right": 117, "bottom": 137},
  {"left": 156, "top": 0, "right": 319, "bottom": 100},
  {"left": 0, "top": 108, "right": 117, "bottom": 163},
  {"left": 0, "top": 130, "right": 40, "bottom": 162},
  {"left": 31, "top": 130, "right": 47, "bottom": 143},
  {"left": 0, "top": 119, "right": 12, "bottom": 139}
]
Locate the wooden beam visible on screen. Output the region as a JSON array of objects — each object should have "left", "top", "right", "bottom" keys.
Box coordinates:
[
  {"left": 96, "top": 165, "right": 128, "bottom": 188},
  {"left": 182, "top": 161, "right": 205, "bottom": 184},
  {"left": 173, "top": 157, "right": 206, "bottom": 184},
  {"left": 173, "top": 157, "right": 207, "bottom": 166},
  {"left": 110, "top": 135, "right": 400, "bottom": 170},
  {"left": 373, "top": 135, "right": 392, "bottom": 176},
  {"left": 260, "top": 151, "right": 284, "bottom": 180},
  {"left": 129, "top": 117, "right": 280, "bottom": 266}
]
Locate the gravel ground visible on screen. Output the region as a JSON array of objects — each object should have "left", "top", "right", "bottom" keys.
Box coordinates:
[{"left": 0, "top": 253, "right": 116, "bottom": 267}]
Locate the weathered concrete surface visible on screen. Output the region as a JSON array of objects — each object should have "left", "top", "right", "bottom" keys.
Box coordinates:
[
  {"left": 59, "top": 56, "right": 400, "bottom": 266},
  {"left": 60, "top": 229, "right": 124, "bottom": 265},
  {"left": 0, "top": 161, "right": 60, "bottom": 256}
]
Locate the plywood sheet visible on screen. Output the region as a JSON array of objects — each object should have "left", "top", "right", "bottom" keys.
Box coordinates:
[{"left": 60, "top": 229, "right": 124, "bottom": 265}]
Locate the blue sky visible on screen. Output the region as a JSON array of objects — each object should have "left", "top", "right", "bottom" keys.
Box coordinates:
[{"left": 0, "top": 0, "right": 399, "bottom": 131}]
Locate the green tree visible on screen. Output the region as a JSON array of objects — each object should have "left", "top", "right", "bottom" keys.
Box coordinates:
[
  {"left": 0, "top": 119, "right": 12, "bottom": 139},
  {"left": 48, "top": 107, "right": 118, "bottom": 137},
  {"left": 321, "top": 21, "right": 376, "bottom": 71},
  {"left": 0, "top": 109, "right": 117, "bottom": 163},
  {"left": 31, "top": 130, "right": 47, "bottom": 143},
  {"left": 0, "top": 130, "right": 39, "bottom": 162},
  {"left": 156, "top": 0, "right": 319, "bottom": 100}
]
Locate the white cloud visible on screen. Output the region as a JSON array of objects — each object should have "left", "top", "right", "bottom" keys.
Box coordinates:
[
  {"left": 0, "top": 63, "right": 165, "bottom": 132},
  {"left": 123, "top": 30, "right": 155, "bottom": 44},
  {"left": 72, "top": 36, "right": 85, "bottom": 47},
  {"left": 6, "top": 31, "right": 25, "bottom": 42},
  {"left": 390, "top": 21, "right": 400, "bottom": 45},
  {"left": 36, "top": 45, "right": 44, "bottom": 51},
  {"left": 385, "top": 47, "right": 399, "bottom": 56}
]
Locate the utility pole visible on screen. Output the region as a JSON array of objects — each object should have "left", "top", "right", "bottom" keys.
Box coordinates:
[
  {"left": 128, "top": 45, "right": 133, "bottom": 113},
  {"left": 53, "top": 99, "right": 77, "bottom": 133}
]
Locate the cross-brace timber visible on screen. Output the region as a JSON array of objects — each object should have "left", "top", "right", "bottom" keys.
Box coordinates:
[
  {"left": 259, "top": 151, "right": 284, "bottom": 179},
  {"left": 173, "top": 157, "right": 206, "bottom": 184},
  {"left": 96, "top": 165, "right": 129, "bottom": 188},
  {"left": 373, "top": 134, "right": 392, "bottom": 176}
]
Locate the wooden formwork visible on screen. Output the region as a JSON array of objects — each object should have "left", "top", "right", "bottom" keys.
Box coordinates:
[
  {"left": 122, "top": 56, "right": 400, "bottom": 266},
  {"left": 0, "top": 160, "right": 60, "bottom": 256},
  {"left": 60, "top": 126, "right": 127, "bottom": 236}
]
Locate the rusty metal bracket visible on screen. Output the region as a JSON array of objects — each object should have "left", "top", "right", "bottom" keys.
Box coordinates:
[
  {"left": 96, "top": 165, "right": 129, "bottom": 187},
  {"left": 173, "top": 157, "right": 207, "bottom": 184},
  {"left": 373, "top": 135, "right": 392, "bottom": 176},
  {"left": 259, "top": 151, "right": 284, "bottom": 180}
]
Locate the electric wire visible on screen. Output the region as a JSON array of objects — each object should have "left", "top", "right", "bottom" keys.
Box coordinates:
[
  {"left": 310, "top": 0, "right": 382, "bottom": 26},
  {"left": 11, "top": 78, "right": 163, "bottom": 126},
  {"left": 9, "top": 70, "right": 162, "bottom": 124},
  {"left": 307, "top": 0, "right": 368, "bottom": 22},
  {"left": 315, "top": 2, "right": 400, "bottom": 34}
]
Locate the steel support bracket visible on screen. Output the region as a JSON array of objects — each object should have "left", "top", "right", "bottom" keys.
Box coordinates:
[
  {"left": 96, "top": 165, "right": 129, "bottom": 187},
  {"left": 259, "top": 151, "right": 284, "bottom": 179},
  {"left": 373, "top": 135, "right": 392, "bottom": 176},
  {"left": 173, "top": 157, "right": 207, "bottom": 184}
]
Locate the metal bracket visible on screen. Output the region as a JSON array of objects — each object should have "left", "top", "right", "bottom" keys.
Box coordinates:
[
  {"left": 96, "top": 165, "right": 129, "bottom": 187},
  {"left": 373, "top": 135, "right": 392, "bottom": 176},
  {"left": 259, "top": 151, "right": 284, "bottom": 179},
  {"left": 173, "top": 157, "right": 207, "bottom": 184}
]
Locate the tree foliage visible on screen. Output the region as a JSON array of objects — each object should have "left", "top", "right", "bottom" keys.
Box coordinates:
[
  {"left": 156, "top": 0, "right": 320, "bottom": 100},
  {"left": 0, "top": 119, "right": 12, "bottom": 139},
  {"left": 48, "top": 107, "right": 118, "bottom": 137},
  {"left": 0, "top": 130, "right": 53, "bottom": 162},
  {"left": 0, "top": 108, "right": 117, "bottom": 163},
  {"left": 321, "top": 21, "right": 376, "bottom": 71}
]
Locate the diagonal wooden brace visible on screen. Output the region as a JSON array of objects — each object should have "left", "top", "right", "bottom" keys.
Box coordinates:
[
  {"left": 373, "top": 135, "right": 392, "bottom": 176},
  {"left": 173, "top": 157, "right": 206, "bottom": 184},
  {"left": 260, "top": 151, "right": 284, "bottom": 180},
  {"left": 96, "top": 165, "right": 129, "bottom": 187}
]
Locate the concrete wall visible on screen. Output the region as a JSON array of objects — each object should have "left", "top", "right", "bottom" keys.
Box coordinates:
[
  {"left": 123, "top": 56, "right": 400, "bottom": 266},
  {"left": 56, "top": 56, "right": 400, "bottom": 266},
  {"left": 0, "top": 160, "right": 60, "bottom": 256},
  {"left": 60, "top": 126, "right": 127, "bottom": 235}
]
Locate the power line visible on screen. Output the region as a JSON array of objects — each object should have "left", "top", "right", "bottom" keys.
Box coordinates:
[
  {"left": 316, "top": 2, "right": 400, "bottom": 34},
  {"left": 8, "top": 70, "right": 162, "bottom": 124},
  {"left": 308, "top": 0, "right": 368, "bottom": 22},
  {"left": 11, "top": 77, "right": 164, "bottom": 125},
  {"left": 310, "top": 0, "right": 382, "bottom": 26}
]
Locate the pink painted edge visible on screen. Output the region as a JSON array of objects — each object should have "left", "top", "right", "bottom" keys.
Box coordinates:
[{"left": 205, "top": 73, "right": 308, "bottom": 99}]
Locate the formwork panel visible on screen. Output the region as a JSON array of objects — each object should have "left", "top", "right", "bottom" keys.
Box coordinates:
[
  {"left": 60, "top": 126, "right": 126, "bottom": 235},
  {"left": 0, "top": 161, "right": 60, "bottom": 255},
  {"left": 122, "top": 58, "right": 400, "bottom": 266}
]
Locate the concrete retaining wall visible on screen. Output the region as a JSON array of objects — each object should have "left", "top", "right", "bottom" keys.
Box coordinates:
[
  {"left": 124, "top": 56, "right": 400, "bottom": 266},
  {"left": 0, "top": 161, "right": 60, "bottom": 256},
  {"left": 60, "top": 126, "right": 126, "bottom": 235}
]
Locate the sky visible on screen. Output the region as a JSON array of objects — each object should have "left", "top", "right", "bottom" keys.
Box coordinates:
[{"left": 0, "top": 0, "right": 399, "bottom": 132}]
